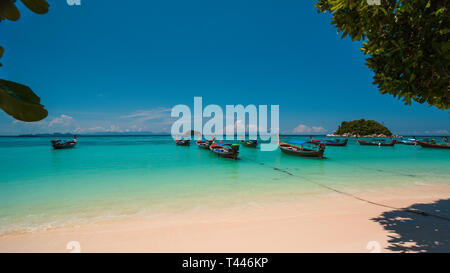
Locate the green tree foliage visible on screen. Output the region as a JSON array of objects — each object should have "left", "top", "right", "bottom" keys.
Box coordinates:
[
  {"left": 316, "top": 0, "right": 449, "bottom": 110},
  {"left": 335, "top": 119, "right": 392, "bottom": 136},
  {"left": 0, "top": 0, "right": 49, "bottom": 122},
  {"left": 0, "top": 79, "right": 47, "bottom": 121},
  {"left": 0, "top": 0, "right": 49, "bottom": 21}
]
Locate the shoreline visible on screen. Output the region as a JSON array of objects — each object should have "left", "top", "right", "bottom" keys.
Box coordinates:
[{"left": 0, "top": 183, "right": 449, "bottom": 253}]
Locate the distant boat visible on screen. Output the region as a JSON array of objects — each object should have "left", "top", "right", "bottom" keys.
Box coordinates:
[
  {"left": 357, "top": 137, "right": 395, "bottom": 146},
  {"left": 417, "top": 140, "right": 450, "bottom": 149},
  {"left": 175, "top": 138, "right": 190, "bottom": 146},
  {"left": 196, "top": 139, "right": 212, "bottom": 149},
  {"left": 310, "top": 136, "right": 348, "bottom": 146},
  {"left": 396, "top": 137, "right": 417, "bottom": 145},
  {"left": 210, "top": 138, "right": 239, "bottom": 160},
  {"left": 277, "top": 135, "right": 325, "bottom": 159},
  {"left": 240, "top": 139, "right": 258, "bottom": 148},
  {"left": 51, "top": 135, "right": 77, "bottom": 150}
]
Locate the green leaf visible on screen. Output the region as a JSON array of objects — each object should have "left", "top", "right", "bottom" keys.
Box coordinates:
[
  {"left": 0, "top": 0, "right": 20, "bottom": 21},
  {"left": 315, "top": 0, "right": 449, "bottom": 110},
  {"left": 0, "top": 79, "right": 48, "bottom": 122},
  {"left": 20, "top": 0, "right": 50, "bottom": 15}
]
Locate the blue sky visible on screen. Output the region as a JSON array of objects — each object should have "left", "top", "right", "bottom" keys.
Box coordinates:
[{"left": 0, "top": 0, "right": 448, "bottom": 135}]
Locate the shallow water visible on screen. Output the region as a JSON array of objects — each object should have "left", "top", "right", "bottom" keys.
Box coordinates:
[{"left": 0, "top": 136, "right": 449, "bottom": 234}]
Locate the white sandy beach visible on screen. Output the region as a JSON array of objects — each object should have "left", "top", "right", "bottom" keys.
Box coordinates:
[{"left": 0, "top": 183, "right": 449, "bottom": 253}]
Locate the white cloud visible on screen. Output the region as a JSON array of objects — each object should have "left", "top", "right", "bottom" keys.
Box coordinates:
[
  {"left": 117, "top": 107, "right": 174, "bottom": 132},
  {"left": 121, "top": 108, "right": 171, "bottom": 122},
  {"left": 423, "top": 129, "right": 449, "bottom": 135},
  {"left": 81, "top": 125, "right": 127, "bottom": 133},
  {"left": 48, "top": 114, "right": 73, "bottom": 127},
  {"left": 434, "top": 129, "right": 449, "bottom": 135},
  {"left": 224, "top": 119, "right": 258, "bottom": 134},
  {"left": 293, "top": 124, "right": 327, "bottom": 134}
]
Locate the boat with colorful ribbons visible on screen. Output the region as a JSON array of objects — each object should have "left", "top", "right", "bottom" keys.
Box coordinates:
[
  {"left": 175, "top": 138, "right": 190, "bottom": 146},
  {"left": 240, "top": 139, "right": 258, "bottom": 148},
  {"left": 209, "top": 138, "right": 240, "bottom": 160},
  {"left": 310, "top": 136, "right": 348, "bottom": 146},
  {"left": 196, "top": 139, "right": 212, "bottom": 149},
  {"left": 277, "top": 135, "right": 325, "bottom": 159},
  {"left": 51, "top": 135, "right": 77, "bottom": 150}
]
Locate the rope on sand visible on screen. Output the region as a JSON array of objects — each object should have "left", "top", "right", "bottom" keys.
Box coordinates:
[{"left": 240, "top": 156, "right": 450, "bottom": 222}]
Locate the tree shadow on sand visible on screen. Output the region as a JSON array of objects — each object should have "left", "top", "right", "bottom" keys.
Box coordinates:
[{"left": 372, "top": 198, "right": 450, "bottom": 253}]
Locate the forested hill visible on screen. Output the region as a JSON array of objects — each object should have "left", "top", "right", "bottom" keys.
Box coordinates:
[{"left": 334, "top": 119, "right": 392, "bottom": 137}]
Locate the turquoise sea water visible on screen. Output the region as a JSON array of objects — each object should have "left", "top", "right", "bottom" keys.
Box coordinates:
[{"left": 0, "top": 136, "right": 449, "bottom": 234}]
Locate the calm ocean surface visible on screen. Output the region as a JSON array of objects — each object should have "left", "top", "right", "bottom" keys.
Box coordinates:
[{"left": 0, "top": 135, "right": 449, "bottom": 234}]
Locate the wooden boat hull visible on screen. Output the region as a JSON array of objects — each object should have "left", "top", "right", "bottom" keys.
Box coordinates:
[
  {"left": 357, "top": 139, "right": 395, "bottom": 146},
  {"left": 197, "top": 141, "right": 212, "bottom": 149},
  {"left": 210, "top": 147, "right": 239, "bottom": 159},
  {"left": 311, "top": 139, "right": 348, "bottom": 146},
  {"left": 279, "top": 146, "right": 324, "bottom": 158},
  {"left": 241, "top": 140, "right": 257, "bottom": 148},
  {"left": 277, "top": 134, "right": 325, "bottom": 159},
  {"left": 417, "top": 141, "right": 450, "bottom": 149},
  {"left": 209, "top": 142, "right": 239, "bottom": 160},
  {"left": 397, "top": 141, "right": 417, "bottom": 145},
  {"left": 52, "top": 142, "right": 76, "bottom": 149},
  {"left": 175, "top": 140, "right": 190, "bottom": 146},
  {"left": 325, "top": 141, "right": 348, "bottom": 146}
]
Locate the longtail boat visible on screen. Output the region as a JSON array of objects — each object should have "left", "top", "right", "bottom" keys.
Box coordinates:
[
  {"left": 240, "top": 139, "right": 258, "bottom": 148},
  {"left": 175, "top": 138, "right": 190, "bottom": 146},
  {"left": 210, "top": 138, "right": 239, "bottom": 160},
  {"left": 51, "top": 135, "right": 77, "bottom": 150},
  {"left": 396, "top": 137, "right": 417, "bottom": 145},
  {"left": 357, "top": 138, "right": 395, "bottom": 146},
  {"left": 277, "top": 135, "right": 325, "bottom": 159},
  {"left": 310, "top": 136, "right": 348, "bottom": 146},
  {"left": 417, "top": 140, "right": 450, "bottom": 149},
  {"left": 196, "top": 139, "right": 212, "bottom": 149}
]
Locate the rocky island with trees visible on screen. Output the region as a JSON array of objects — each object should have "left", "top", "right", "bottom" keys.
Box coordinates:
[{"left": 328, "top": 119, "right": 393, "bottom": 137}]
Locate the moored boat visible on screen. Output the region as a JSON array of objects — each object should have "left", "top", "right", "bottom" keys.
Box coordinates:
[
  {"left": 396, "top": 137, "right": 417, "bottom": 145},
  {"left": 51, "top": 135, "right": 77, "bottom": 150},
  {"left": 417, "top": 140, "right": 450, "bottom": 149},
  {"left": 240, "top": 139, "right": 258, "bottom": 148},
  {"left": 310, "top": 136, "right": 348, "bottom": 146},
  {"left": 175, "top": 138, "right": 190, "bottom": 146},
  {"left": 277, "top": 135, "right": 325, "bottom": 159},
  {"left": 209, "top": 138, "right": 239, "bottom": 160},
  {"left": 196, "top": 139, "right": 212, "bottom": 149},
  {"left": 357, "top": 137, "right": 395, "bottom": 146}
]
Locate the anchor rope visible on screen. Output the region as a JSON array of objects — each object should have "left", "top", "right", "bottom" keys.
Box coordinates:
[
  {"left": 331, "top": 160, "right": 429, "bottom": 180},
  {"left": 239, "top": 155, "right": 450, "bottom": 222}
]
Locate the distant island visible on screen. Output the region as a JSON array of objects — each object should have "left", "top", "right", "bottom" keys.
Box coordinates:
[{"left": 328, "top": 119, "right": 392, "bottom": 137}]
